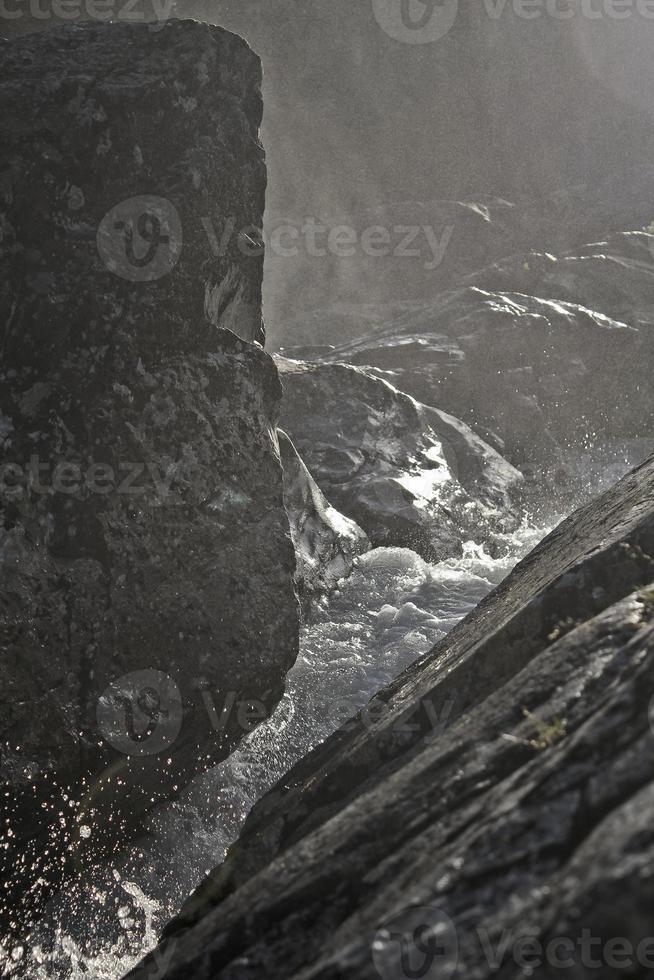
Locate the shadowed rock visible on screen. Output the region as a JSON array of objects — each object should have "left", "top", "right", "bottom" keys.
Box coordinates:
[
  {"left": 277, "top": 355, "right": 523, "bottom": 561},
  {"left": 0, "top": 21, "right": 298, "bottom": 940},
  {"left": 278, "top": 430, "right": 370, "bottom": 612},
  {"left": 315, "top": 274, "right": 653, "bottom": 476},
  {"left": 127, "top": 453, "right": 654, "bottom": 980},
  {"left": 0, "top": 19, "right": 266, "bottom": 352}
]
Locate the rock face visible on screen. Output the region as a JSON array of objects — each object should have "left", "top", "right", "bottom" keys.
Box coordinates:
[
  {"left": 273, "top": 195, "right": 654, "bottom": 491},
  {"left": 267, "top": 170, "right": 654, "bottom": 347},
  {"left": 129, "top": 453, "right": 654, "bottom": 980},
  {"left": 278, "top": 356, "right": 523, "bottom": 561},
  {"left": 0, "top": 22, "right": 298, "bottom": 938},
  {"left": 466, "top": 226, "right": 654, "bottom": 332},
  {"left": 0, "top": 19, "right": 266, "bottom": 350},
  {"left": 278, "top": 430, "right": 370, "bottom": 611},
  {"left": 310, "top": 257, "right": 654, "bottom": 475}
]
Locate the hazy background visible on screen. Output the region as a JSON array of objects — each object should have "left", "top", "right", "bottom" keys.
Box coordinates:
[
  {"left": 5, "top": 1, "right": 654, "bottom": 343},
  {"left": 167, "top": 1, "right": 654, "bottom": 341}
]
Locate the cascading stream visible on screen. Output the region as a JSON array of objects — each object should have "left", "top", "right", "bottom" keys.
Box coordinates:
[{"left": 14, "top": 520, "right": 549, "bottom": 980}]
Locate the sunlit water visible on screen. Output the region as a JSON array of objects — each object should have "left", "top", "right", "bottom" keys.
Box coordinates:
[{"left": 7, "top": 522, "right": 549, "bottom": 979}]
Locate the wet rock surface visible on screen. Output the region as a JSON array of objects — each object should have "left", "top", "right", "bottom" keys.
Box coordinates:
[
  {"left": 272, "top": 181, "right": 654, "bottom": 343},
  {"left": 278, "top": 430, "right": 370, "bottom": 612},
  {"left": 0, "top": 21, "right": 297, "bottom": 940},
  {"left": 128, "top": 452, "right": 654, "bottom": 980},
  {"left": 277, "top": 356, "right": 523, "bottom": 561},
  {"left": 0, "top": 329, "right": 300, "bottom": 938},
  {"left": 305, "top": 223, "right": 654, "bottom": 475}
]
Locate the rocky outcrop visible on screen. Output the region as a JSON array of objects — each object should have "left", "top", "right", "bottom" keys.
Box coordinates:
[
  {"left": 278, "top": 430, "right": 369, "bottom": 611},
  {"left": 311, "top": 268, "right": 653, "bottom": 476},
  {"left": 0, "top": 19, "right": 266, "bottom": 350},
  {"left": 128, "top": 452, "right": 654, "bottom": 980},
  {"left": 276, "top": 207, "right": 654, "bottom": 482},
  {"left": 0, "top": 21, "right": 298, "bottom": 939},
  {"left": 268, "top": 171, "right": 654, "bottom": 346},
  {"left": 270, "top": 183, "right": 654, "bottom": 343},
  {"left": 466, "top": 227, "right": 654, "bottom": 330},
  {"left": 277, "top": 356, "right": 523, "bottom": 561}
]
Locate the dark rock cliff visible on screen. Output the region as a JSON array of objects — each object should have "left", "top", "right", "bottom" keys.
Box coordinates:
[
  {"left": 0, "top": 21, "right": 298, "bottom": 939},
  {"left": 128, "top": 452, "right": 654, "bottom": 980},
  {"left": 0, "top": 19, "right": 266, "bottom": 351}
]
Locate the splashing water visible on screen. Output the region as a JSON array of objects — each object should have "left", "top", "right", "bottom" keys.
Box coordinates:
[
  {"left": 4, "top": 879, "right": 162, "bottom": 980},
  {"left": 11, "top": 522, "right": 548, "bottom": 980}
]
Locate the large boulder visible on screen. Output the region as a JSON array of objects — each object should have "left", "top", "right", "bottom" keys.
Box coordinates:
[
  {"left": 128, "top": 452, "right": 654, "bottom": 980},
  {"left": 277, "top": 356, "right": 523, "bottom": 561},
  {"left": 0, "top": 21, "right": 299, "bottom": 938},
  {"left": 0, "top": 19, "right": 266, "bottom": 350}
]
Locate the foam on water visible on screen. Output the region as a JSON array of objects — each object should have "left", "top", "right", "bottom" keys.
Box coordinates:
[
  {"left": 22, "top": 880, "right": 162, "bottom": 980},
  {"left": 11, "top": 522, "right": 548, "bottom": 980}
]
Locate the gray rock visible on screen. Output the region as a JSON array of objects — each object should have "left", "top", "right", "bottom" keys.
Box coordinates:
[
  {"left": 0, "top": 335, "right": 300, "bottom": 937},
  {"left": 267, "top": 175, "right": 654, "bottom": 344},
  {"left": 278, "top": 430, "right": 370, "bottom": 612},
  {"left": 318, "top": 279, "right": 653, "bottom": 475},
  {"left": 0, "top": 21, "right": 299, "bottom": 938},
  {"left": 128, "top": 452, "right": 654, "bottom": 980},
  {"left": 0, "top": 19, "right": 266, "bottom": 350},
  {"left": 466, "top": 228, "right": 654, "bottom": 333},
  {"left": 277, "top": 356, "right": 523, "bottom": 562}
]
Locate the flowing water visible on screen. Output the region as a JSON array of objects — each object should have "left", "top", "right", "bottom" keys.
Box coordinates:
[
  {"left": 5, "top": 436, "right": 650, "bottom": 980},
  {"left": 5, "top": 518, "right": 551, "bottom": 980}
]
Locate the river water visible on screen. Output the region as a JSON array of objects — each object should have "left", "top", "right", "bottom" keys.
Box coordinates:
[{"left": 12, "top": 521, "right": 549, "bottom": 979}]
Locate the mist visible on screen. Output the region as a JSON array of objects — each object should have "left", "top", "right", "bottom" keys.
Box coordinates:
[
  {"left": 161, "top": 0, "right": 654, "bottom": 342},
  {"left": 2, "top": 4, "right": 654, "bottom": 978}
]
